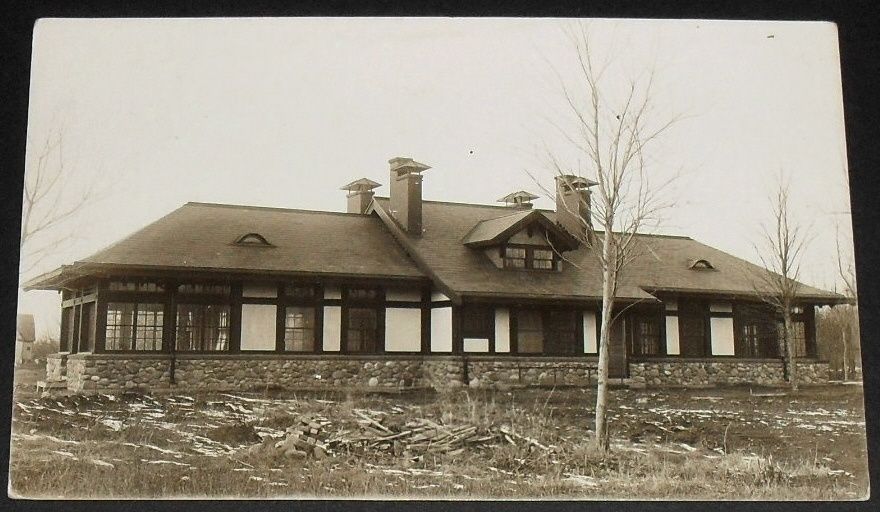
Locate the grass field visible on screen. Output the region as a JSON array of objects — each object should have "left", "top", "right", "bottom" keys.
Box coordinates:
[{"left": 8, "top": 384, "right": 869, "bottom": 500}]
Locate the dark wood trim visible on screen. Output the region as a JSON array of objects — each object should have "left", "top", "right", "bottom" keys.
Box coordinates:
[
  {"left": 229, "top": 283, "right": 243, "bottom": 353},
  {"left": 59, "top": 306, "right": 70, "bottom": 353},
  {"left": 314, "top": 304, "right": 325, "bottom": 354},
  {"left": 165, "top": 282, "right": 177, "bottom": 354},
  {"left": 420, "top": 288, "right": 431, "bottom": 354},
  {"left": 94, "top": 299, "right": 108, "bottom": 353},
  {"left": 451, "top": 305, "right": 463, "bottom": 354},
  {"left": 509, "top": 306, "right": 518, "bottom": 355},
  {"left": 275, "top": 304, "right": 285, "bottom": 352}
]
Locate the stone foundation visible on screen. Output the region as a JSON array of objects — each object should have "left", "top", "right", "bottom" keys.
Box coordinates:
[
  {"left": 628, "top": 358, "right": 830, "bottom": 388},
  {"left": 53, "top": 353, "right": 828, "bottom": 393},
  {"left": 46, "top": 353, "right": 68, "bottom": 381}
]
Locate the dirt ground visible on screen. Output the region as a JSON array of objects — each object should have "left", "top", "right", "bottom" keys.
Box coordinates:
[{"left": 8, "top": 383, "right": 869, "bottom": 499}]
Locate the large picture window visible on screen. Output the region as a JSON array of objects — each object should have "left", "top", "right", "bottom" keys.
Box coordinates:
[
  {"left": 105, "top": 302, "right": 164, "bottom": 351},
  {"left": 284, "top": 307, "right": 316, "bottom": 351},
  {"left": 734, "top": 304, "right": 780, "bottom": 358},
  {"left": 346, "top": 307, "right": 378, "bottom": 353},
  {"left": 176, "top": 304, "right": 230, "bottom": 351}
]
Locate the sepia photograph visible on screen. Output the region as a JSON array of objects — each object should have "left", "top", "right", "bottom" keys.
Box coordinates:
[{"left": 9, "top": 16, "right": 869, "bottom": 500}]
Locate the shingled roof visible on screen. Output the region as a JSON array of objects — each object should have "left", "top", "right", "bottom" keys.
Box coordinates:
[
  {"left": 25, "top": 202, "right": 425, "bottom": 290},
  {"left": 373, "top": 197, "right": 845, "bottom": 304}
]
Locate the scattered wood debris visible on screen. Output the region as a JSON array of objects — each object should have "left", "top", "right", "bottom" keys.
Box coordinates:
[{"left": 256, "top": 409, "right": 548, "bottom": 459}]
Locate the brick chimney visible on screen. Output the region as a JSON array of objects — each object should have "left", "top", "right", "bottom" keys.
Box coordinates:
[
  {"left": 341, "top": 178, "right": 381, "bottom": 214},
  {"left": 389, "top": 157, "right": 431, "bottom": 235},
  {"left": 498, "top": 190, "right": 539, "bottom": 209},
  {"left": 555, "top": 175, "right": 597, "bottom": 238}
]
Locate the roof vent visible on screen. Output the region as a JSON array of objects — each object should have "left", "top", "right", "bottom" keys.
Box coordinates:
[
  {"left": 498, "top": 190, "right": 539, "bottom": 209},
  {"left": 689, "top": 259, "right": 715, "bottom": 270},
  {"left": 234, "top": 233, "right": 272, "bottom": 247}
]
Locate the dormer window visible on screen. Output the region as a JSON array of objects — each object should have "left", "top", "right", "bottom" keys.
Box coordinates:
[
  {"left": 503, "top": 245, "right": 557, "bottom": 271},
  {"left": 689, "top": 259, "right": 714, "bottom": 270},
  {"left": 234, "top": 233, "right": 272, "bottom": 247},
  {"left": 503, "top": 247, "right": 527, "bottom": 268}
]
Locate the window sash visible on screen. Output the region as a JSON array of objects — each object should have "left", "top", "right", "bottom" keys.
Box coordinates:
[
  {"left": 347, "top": 308, "right": 378, "bottom": 353},
  {"left": 105, "top": 302, "right": 164, "bottom": 351},
  {"left": 284, "top": 307, "right": 315, "bottom": 351},
  {"left": 175, "top": 304, "right": 230, "bottom": 351}
]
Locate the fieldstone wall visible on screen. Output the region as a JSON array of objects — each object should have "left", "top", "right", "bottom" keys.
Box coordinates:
[
  {"left": 466, "top": 357, "right": 598, "bottom": 388},
  {"left": 64, "top": 353, "right": 427, "bottom": 393},
  {"left": 52, "top": 353, "right": 828, "bottom": 393},
  {"left": 628, "top": 359, "right": 830, "bottom": 388}
]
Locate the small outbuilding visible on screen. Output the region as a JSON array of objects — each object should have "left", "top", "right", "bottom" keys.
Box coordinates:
[{"left": 15, "top": 314, "right": 36, "bottom": 366}]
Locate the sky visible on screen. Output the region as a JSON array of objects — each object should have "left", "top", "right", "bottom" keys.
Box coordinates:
[{"left": 18, "top": 17, "right": 852, "bottom": 338}]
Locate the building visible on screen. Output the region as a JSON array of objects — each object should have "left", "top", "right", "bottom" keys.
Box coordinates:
[
  {"left": 15, "top": 314, "right": 35, "bottom": 366},
  {"left": 24, "top": 158, "right": 845, "bottom": 392}
]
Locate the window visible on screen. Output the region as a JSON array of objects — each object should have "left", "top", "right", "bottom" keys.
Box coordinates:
[
  {"left": 632, "top": 315, "right": 662, "bottom": 356},
  {"left": 689, "top": 259, "right": 715, "bottom": 270},
  {"left": 284, "top": 307, "right": 315, "bottom": 351},
  {"left": 503, "top": 247, "right": 527, "bottom": 268},
  {"left": 517, "top": 310, "right": 544, "bottom": 353},
  {"left": 175, "top": 304, "right": 230, "bottom": 351},
  {"left": 789, "top": 321, "right": 807, "bottom": 358},
  {"left": 348, "top": 287, "right": 380, "bottom": 300},
  {"left": 105, "top": 302, "right": 164, "bottom": 351},
  {"left": 532, "top": 249, "right": 554, "bottom": 270},
  {"left": 346, "top": 308, "right": 378, "bottom": 353},
  {"left": 234, "top": 233, "right": 272, "bottom": 246},
  {"left": 462, "top": 305, "right": 493, "bottom": 339},
  {"left": 108, "top": 280, "right": 165, "bottom": 292},
  {"left": 284, "top": 285, "right": 316, "bottom": 299},
  {"left": 544, "top": 310, "right": 579, "bottom": 354},
  {"left": 177, "top": 283, "right": 231, "bottom": 296},
  {"left": 503, "top": 246, "right": 556, "bottom": 270},
  {"left": 734, "top": 304, "right": 780, "bottom": 358}
]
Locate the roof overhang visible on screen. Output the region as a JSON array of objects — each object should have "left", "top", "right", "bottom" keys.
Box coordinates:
[
  {"left": 642, "top": 286, "right": 852, "bottom": 306},
  {"left": 22, "top": 262, "right": 430, "bottom": 291}
]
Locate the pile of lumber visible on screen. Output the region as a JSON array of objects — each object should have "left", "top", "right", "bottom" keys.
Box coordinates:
[
  {"left": 269, "top": 409, "right": 553, "bottom": 459},
  {"left": 274, "top": 414, "right": 332, "bottom": 459}
]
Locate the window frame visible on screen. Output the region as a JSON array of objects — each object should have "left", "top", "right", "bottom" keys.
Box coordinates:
[
  {"left": 283, "top": 306, "right": 317, "bottom": 352},
  {"left": 175, "top": 303, "right": 232, "bottom": 352},
  {"left": 629, "top": 310, "right": 665, "bottom": 357},
  {"left": 341, "top": 286, "right": 385, "bottom": 354},
  {"left": 501, "top": 244, "right": 558, "bottom": 271},
  {"left": 104, "top": 302, "right": 165, "bottom": 352}
]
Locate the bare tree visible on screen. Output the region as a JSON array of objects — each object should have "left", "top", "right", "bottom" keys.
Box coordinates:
[
  {"left": 751, "top": 178, "right": 809, "bottom": 391},
  {"left": 544, "top": 26, "right": 677, "bottom": 450},
  {"left": 19, "top": 129, "right": 97, "bottom": 279},
  {"left": 834, "top": 224, "right": 859, "bottom": 380}
]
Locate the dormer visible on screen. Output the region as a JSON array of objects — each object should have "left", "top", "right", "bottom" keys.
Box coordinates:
[{"left": 461, "top": 208, "right": 579, "bottom": 271}]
